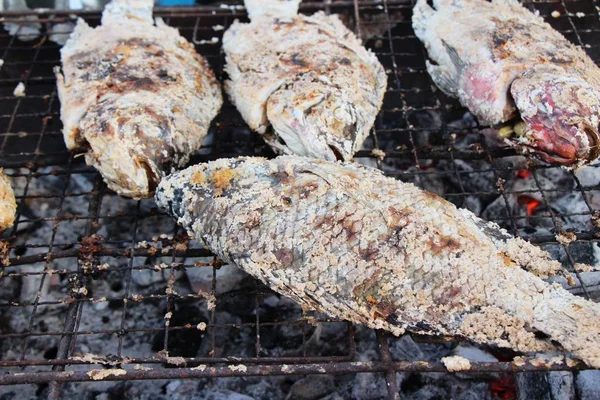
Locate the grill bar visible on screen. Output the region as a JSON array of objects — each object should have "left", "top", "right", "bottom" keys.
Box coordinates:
[{"left": 0, "top": 359, "right": 593, "bottom": 386}]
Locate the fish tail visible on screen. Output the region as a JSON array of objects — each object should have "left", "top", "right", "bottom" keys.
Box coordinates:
[
  {"left": 101, "top": 0, "right": 154, "bottom": 25},
  {"left": 244, "top": 0, "right": 301, "bottom": 21},
  {"left": 533, "top": 286, "right": 600, "bottom": 368}
]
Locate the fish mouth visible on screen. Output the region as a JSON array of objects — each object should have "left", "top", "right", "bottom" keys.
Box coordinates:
[
  {"left": 582, "top": 123, "right": 600, "bottom": 164},
  {"left": 498, "top": 119, "right": 600, "bottom": 167}
]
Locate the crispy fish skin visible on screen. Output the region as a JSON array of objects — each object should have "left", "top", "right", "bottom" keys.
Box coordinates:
[
  {"left": 55, "top": 0, "right": 222, "bottom": 199},
  {"left": 412, "top": 0, "right": 600, "bottom": 167},
  {"left": 0, "top": 169, "right": 16, "bottom": 231},
  {"left": 223, "top": 1, "right": 386, "bottom": 161},
  {"left": 156, "top": 155, "right": 600, "bottom": 368}
]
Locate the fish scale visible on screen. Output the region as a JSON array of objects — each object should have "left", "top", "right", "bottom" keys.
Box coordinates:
[{"left": 156, "top": 155, "right": 600, "bottom": 368}]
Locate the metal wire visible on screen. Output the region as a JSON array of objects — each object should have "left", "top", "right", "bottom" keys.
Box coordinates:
[{"left": 0, "top": 1, "right": 599, "bottom": 399}]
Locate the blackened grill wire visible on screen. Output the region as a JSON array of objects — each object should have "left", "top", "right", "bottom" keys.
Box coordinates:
[{"left": 0, "top": 1, "right": 597, "bottom": 399}]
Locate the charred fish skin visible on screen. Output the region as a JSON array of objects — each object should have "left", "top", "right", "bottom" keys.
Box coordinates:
[
  {"left": 223, "top": 0, "right": 387, "bottom": 161},
  {"left": 412, "top": 0, "right": 600, "bottom": 168},
  {"left": 156, "top": 155, "right": 600, "bottom": 368},
  {"left": 55, "top": 0, "right": 222, "bottom": 199}
]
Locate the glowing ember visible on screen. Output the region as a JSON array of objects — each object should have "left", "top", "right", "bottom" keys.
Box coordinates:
[
  {"left": 517, "top": 195, "right": 541, "bottom": 216},
  {"left": 489, "top": 376, "right": 517, "bottom": 400},
  {"left": 515, "top": 169, "right": 531, "bottom": 179}
]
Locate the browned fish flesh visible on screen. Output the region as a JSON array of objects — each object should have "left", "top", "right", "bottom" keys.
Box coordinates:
[
  {"left": 55, "top": 0, "right": 222, "bottom": 198},
  {"left": 412, "top": 0, "right": 600, "bottom": 168},
  {"left": 223, "top": 0, "right": 387, "bottom": 161},
  {"left": 156, "top": 155, "right": 600, "bottom": 368},
  {"left": 0, "top": 169, "right": 16, "bottom": 232}
]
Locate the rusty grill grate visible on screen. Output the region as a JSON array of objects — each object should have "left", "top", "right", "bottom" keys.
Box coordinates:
[{"left": 0, "top": 1, "right": 599, "bottom": 399}]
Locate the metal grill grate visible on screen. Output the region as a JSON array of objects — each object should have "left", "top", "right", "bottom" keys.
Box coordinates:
[{"left": 0, "top": 1, "right": 599, "bottom": 399}]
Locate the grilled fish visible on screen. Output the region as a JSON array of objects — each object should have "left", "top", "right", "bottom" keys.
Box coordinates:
[
  {"left": 412, "top": 0, "right": 600, "bottom": 168},
  {"left": 156, "top": 155, "right": 600, "bottom": 368},
  {"left": 223, "top": 0, "right": 387, "bottom": 161},
  {"left": 55, "top": 0, "right": 222, "bottom": 198},
  {"left": 0, "top": 169, "right": 16, "bottom": 232}
]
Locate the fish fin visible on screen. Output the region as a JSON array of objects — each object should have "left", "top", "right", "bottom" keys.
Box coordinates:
[
  {"left": 266, "top": 88, "right": 337, "bottom": 161},
  {"left": 426, "top": 61, "right": 459, "bottom": 96},
  {"left": 441, "top": 39, "right": 467, "bottom": 70},
  {"left": 101, "top": 0, "right": 154, "bottom": 25},
  {"left": 266, "top": 79, "right": 359, "bottom": 161},
  {"left": 458, "top": 209, "right": 571, "bottom": 281},
  {"left": 244, "top": 0, "right": 301, "bottom": 20}
]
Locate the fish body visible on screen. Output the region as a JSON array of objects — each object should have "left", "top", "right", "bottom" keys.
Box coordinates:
[
  {"left": 55, "top": 0, "right": 222, "bottom": 198},
  {"left": 0, "top": 169, "right": 16, "bottom": 232},
  {"left": 412, "top": 0, "right": 600, "bottom": 167},
  {"left": 156, "top": 155, "right": 600, "bottom": 368},
  {"left": 223, "top": 0, "right": 386, "bottom": 161}
]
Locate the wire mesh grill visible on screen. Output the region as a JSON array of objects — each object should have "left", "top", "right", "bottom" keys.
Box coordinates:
[{"left": 0, "top": 0, "right": 599, "bottom": 399}]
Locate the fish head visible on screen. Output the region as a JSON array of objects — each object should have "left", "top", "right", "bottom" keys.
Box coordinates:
[
  {"left": 156, "top": 157, "right": 272, "bottom": 221},
  {"left": 509, "top": 65, "right": 600, "bottom": 167},
  {"left": 266, "top": 78, "right": 359, "bottom": 161}
]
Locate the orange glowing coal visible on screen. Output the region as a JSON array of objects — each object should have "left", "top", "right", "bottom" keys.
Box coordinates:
[
  {"left": 517, "top": 195, "right": 541, "bottom": 216},
  {"left": 515, "top": 169, "right": 531, "bottom": 179},
  {"left": 489, "top": 375, "right": 516, "bottom": 400}
]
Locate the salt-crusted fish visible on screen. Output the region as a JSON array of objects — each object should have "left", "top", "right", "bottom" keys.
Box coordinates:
[
  {"left": 223, "top": 0, "right": 386, "bottom": 161},
  {"left": 156, "top": 155, "right": 600, "bottom": 368},
  {"left": 55, "top": 0, "right": 222, "bottom": 198},
  {"left": 412, "top": 0, "right": 600, "bottom": 168},
  {"left": 0, "top": 169, "right": 16, "bottom": 231}
]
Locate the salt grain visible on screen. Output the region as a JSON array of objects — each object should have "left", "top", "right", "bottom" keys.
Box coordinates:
[
  {"left": 88, "top": 369, "right": 127, "bottom": 380},
  {"left": 197, "top": 37, "right": 220, "bottom": 45},
  {"left": 13, "top": 82, "right": 25, "bottom": 97},
  {"left": 441, "top": 355, "right": 472, "bottom": 372},
  {"left": 165, "top": 356, "right": 186, "bottom": 366},
  {"left": 228, "top": 364, "right": 247, "bottom": 372},
  {"left": 556, "top": 232, "right": 576, "bottom": 245},
  {"left": 371, "top": 148, "right": 386, "bottom": 160},
  {"left": 131, "top": 294, "right": 144, "bottom": 302}
]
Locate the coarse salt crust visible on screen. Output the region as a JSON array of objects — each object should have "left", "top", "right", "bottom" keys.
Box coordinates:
[
  {"left": 412, "top": 0, "right": 600, "bottom": 167},
  {"left": 55, "top": 0, "right": 222, "bottom": 198},
  {"left": 223, "top": 6, "right": 386, "bottom": 161},
  {"left": 156, "top": 155, "right": 600, "bottom": 368}
]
